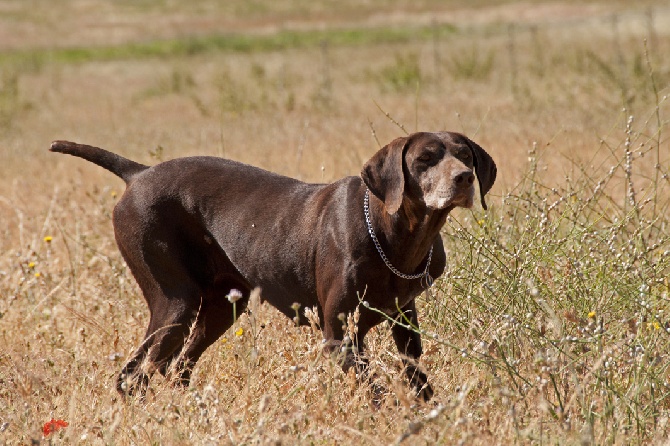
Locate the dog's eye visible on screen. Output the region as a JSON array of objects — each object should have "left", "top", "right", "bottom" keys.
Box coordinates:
[
  {"left": 417, "top": 154, "right": 432, "bottom": 163},
  {"left": 456, "top": 150, "right": 471, "bottom": 162}
]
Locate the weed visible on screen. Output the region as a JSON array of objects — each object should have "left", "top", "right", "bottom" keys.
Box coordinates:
[
  {"left": 0, "top": 69, "right": 21, "bottom": 129},
  {"left": 446, "top": 44, "right": 495, "bottom": 80},
  {"left": 421, "top": 102, "right": 670, "bottom": 443},
  {"left": 378, "top": 53, "right": 422, "bottom": 92}
]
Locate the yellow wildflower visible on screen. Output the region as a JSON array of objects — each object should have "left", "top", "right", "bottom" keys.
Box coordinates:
[
  {"left": 28, "top": 262, "right": 35, "bottom": 269},
  {"left": 587, "top": 311, "right": 596, "bottom": 319},
  {"left": 43, "top": 236, "right": 53, "bottom": 243},
  {"left": 235, "top": 327, "right": 244, "bottom": 337},
  {"left": 34, "top": 272, "right": 41, "bottom": 278}
]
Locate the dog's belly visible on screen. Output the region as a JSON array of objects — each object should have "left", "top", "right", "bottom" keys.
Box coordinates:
[{"left": 195, "top": 178, "right": 333, "bottom": 319}]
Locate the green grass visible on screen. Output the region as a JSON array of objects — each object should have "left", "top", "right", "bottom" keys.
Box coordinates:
[
  {"left": 422, "top": 102, "right": 670, "bottom": 443},
  {"left": 0, "top": 22, "right": 457, "bottom": 66}
]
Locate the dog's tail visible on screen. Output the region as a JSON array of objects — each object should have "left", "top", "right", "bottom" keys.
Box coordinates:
[{"left": 50, "top": 141, "right": 149, "bottom": 184}]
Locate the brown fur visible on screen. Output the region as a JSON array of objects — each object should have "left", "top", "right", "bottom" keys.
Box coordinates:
[{"left": 50, "top": 131, "right": 496, "bottom": 400}]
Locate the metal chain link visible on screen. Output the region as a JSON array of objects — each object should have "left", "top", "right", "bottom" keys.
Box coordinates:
[{"left": 364, "top": 189, "right": 434, "bottom": 286}]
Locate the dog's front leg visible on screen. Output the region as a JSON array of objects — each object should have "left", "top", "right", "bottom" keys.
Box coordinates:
[
  {"left": 322, "top": 304, "right": 388, "bottom": 405},
  {"left": 391, "top": 300, "right": 434, "bottom": 401},
  {"left": 321, "top": 300, "right": 360, "bottom": 373}
]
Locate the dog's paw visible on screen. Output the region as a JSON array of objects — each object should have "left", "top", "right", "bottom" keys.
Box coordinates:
[
  {"left": 406, "top": 366, "right": 433, "bottom": 402},
  {"left": 416, "top": 381, "right": 434, "bottom": 402},
  {"left": 369, "top": 381, "right": 388, "bottom": 409},
  {"left": 117, "top": 371, "right": 149, "bottom": 397}
]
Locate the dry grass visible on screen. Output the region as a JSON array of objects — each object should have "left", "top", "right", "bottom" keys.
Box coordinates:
[{"left": 1, "top": 1, "right": 670, "bottom": 444}]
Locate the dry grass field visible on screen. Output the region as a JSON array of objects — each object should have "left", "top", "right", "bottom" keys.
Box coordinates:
[{"left": 1, "top": 1, "right": 670, "bottom": 444}]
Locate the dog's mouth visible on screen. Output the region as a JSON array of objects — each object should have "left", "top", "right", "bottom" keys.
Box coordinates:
[
  {"left": 425, "top": 187, "right": 474, "bottom": 210},
  {"left": 451, "top": 188, "right": 475, "bottom": 208}
]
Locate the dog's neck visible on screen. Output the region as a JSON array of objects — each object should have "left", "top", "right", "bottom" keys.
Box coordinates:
[{"left": 369, "top": 193, "right": 451, "bottom": 274}]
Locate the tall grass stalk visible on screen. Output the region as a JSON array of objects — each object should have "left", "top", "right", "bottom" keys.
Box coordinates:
[{"left": 416, "top": 102, "right": 670, "bottom": 443}]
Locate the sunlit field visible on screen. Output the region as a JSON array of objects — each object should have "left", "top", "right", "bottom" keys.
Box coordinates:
[{"left": 1, "top": 1, "right": 669, "bottom": 444}]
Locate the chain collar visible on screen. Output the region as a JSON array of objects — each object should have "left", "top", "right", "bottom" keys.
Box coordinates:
[{"left": 363, "top": 189, "right": 434, "bottom": 287}]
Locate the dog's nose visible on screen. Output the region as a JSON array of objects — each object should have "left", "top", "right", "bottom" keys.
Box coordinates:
[{"left": 454, "top": 171, "right": 475, "bottom": 187}]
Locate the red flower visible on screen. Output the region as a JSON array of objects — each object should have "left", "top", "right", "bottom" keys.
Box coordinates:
[{"left": 42, "top": 419, "right": 68, "bottom": 436}]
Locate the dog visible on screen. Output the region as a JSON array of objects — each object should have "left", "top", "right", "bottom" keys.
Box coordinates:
[{"left": 50, "top": 131, "right": 496, "bottom": 401}]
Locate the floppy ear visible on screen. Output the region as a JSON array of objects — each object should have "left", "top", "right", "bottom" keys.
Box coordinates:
[
  {"left": 361, "top": 136, "right": 408, "bottom": 215},
  {"left": 465, "top": 137, "right": 497, "bottom": 210}
]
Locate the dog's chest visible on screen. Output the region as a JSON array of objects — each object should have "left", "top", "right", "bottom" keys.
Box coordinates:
[{"left": 364, "top": 279, "right": 427, "bottom": 315}]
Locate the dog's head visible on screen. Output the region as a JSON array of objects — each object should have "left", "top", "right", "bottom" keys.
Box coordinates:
[{"left": 361, "top": 131, "right": 497, "bottom": 214}]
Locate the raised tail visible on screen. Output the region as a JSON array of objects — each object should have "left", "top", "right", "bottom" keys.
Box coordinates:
[{"left": 50, "top": 141, "right": 149, "bottom": 184}]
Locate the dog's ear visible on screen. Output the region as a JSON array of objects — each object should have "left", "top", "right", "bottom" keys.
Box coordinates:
[
  {"left": 361, "top": 136, "right": 408, "bottom": 215},
  {"left": 465, "top": 137, "right": 497, "bottom": 210}
]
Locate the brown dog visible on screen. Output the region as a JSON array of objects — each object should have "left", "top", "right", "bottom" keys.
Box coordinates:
[{"left": 50, "top": 131, "right": 496, "bottom": 400}]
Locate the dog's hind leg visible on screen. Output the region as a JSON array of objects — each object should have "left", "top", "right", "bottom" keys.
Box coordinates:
[
  {"left": 113, "top": 209, "right": 208, "bottom": 395},
  {"left": 115, "top": 261, "right": 203, "bottom": 396},
  {"left": 165, "top": 279, "right": 251, "bottom": 386}
]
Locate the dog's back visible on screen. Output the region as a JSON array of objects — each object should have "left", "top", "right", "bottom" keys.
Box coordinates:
[{"left": 117, "top": 155, "right": 363, "bottom": 318}]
